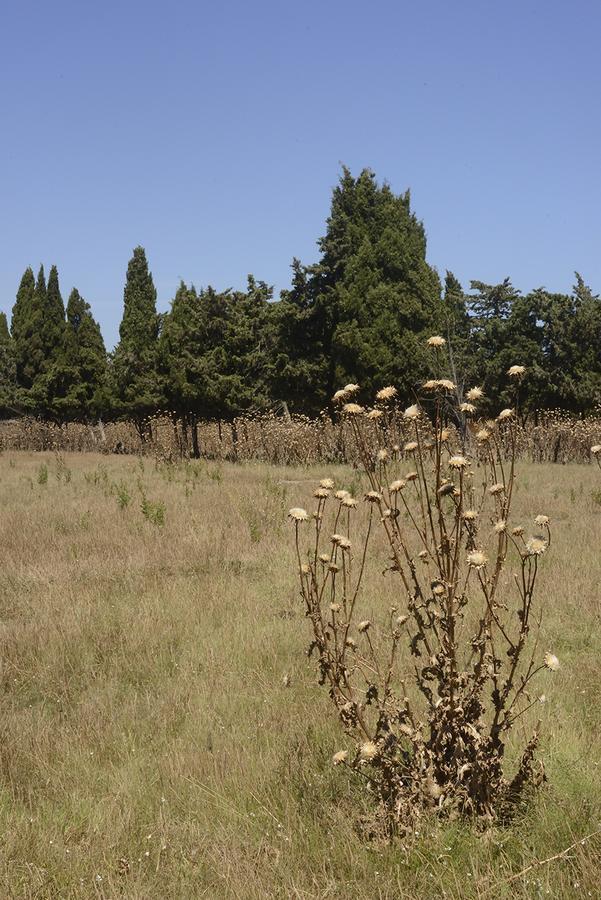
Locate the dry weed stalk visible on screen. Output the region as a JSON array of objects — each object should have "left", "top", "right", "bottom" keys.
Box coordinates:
[{"left": 290, "top": 348, "right": 557, "bottom": 835}]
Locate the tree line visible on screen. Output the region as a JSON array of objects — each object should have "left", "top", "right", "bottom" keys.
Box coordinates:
[{"left": 1, "top": 168, "right": 600, "bottom": 443}]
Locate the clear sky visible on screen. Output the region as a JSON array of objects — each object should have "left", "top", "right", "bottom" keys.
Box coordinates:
[{"left": 1, "top": 0, "right": 600, "bottom": 347}]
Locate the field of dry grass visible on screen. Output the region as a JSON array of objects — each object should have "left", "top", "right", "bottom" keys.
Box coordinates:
[{"left": 0, "top": 451, "right": 600, "bottom": 898}]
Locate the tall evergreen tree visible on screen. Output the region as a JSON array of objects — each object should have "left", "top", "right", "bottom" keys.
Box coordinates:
[
  {"left": 110, "top": 247, "right": 161, "bottom": 431},
  {"left": 274, "top": 168, "right": 442, "bottom": 408},
  {"left": 50, "top": 288, "right": 107, "bottom": 421},
  {"left": 11, "top": 267, "right": 36, "bottom": 396},
  {"left": 0, "top": 313, "right": 16, "bottom": 416}
]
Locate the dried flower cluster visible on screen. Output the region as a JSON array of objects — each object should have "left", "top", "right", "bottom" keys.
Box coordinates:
[{"left": 290, "top": 351, "right": 556, "bottom": 834}]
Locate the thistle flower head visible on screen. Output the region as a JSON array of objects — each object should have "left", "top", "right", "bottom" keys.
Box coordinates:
[
  {"left": 359, "top": 741, "right": 379, "bottom": 761},
  {"left": 319, "top": 478, "right": 335, "bottom": 490},
  {"left": 462, "top": 509, "right": 478, "bottom": 521},
  {"left": 343, "top": 402, "right": 364, "bottom": 415},
  {"left": 344, "top": 383, "right": 360, "bottom": 394},
  {"left": 494, "top": 519, "right": 507, "bottom": 533},
  {"left": 288, "top": 507, "right": 309, "bottom": 522},
  {"left": 476, "top": 428, "right": 491, "bottom": 442},
  {"left": 335, "top": 489, "right": 350, "bottom": 500},
  {"left": 507, "top": 365, "right": 526, "bottom": 377},
  {"left": 405, "top": 471, "right": 418, "bottom": 481},
  {"left": 466, "top": 386, "right": 484, "bottom": 401},
  {"left": 534, "top": 514, "right": 549, "bottom": 526},
  {"left": 591, "top": 445, "right": 601, "bottom": 455},
  {"left": 376, "top": 448, "right": 388, "bottom": 461},
  {"left": 403, "top": 404, "right": 420, "bottom": 420},
  {"left": 423, "top": 379, "right": 439, "bottom": 390},
  {"left": 314, "top": 487, "right": 330, "bottom": 499},
  {"left": 544, "top": 652, "right": 560, "bottom": 671},
  {"left": 366, "top": 408, "right": 383, "bottom": 419},
  {"left": 459, "top": 402, "right": 476, "bottom": 414},
  {"left": 333, "top": 750, "right": 348, "bottom": 765},
  {"left": 489, "top": 483, "right": 505, "bottom": 495},
  {"left": 526, "top": 536, "right": 547, "bottom": 556},
  {"left": 376, "top": 385, "right": 397, "bottom": 401},
  {"left": 357, "top": 620, "right": 371, "bottom": 633},
  {"left": 364, "top": 490, "right": 382, "bottom": 503},
  {"left": 437, "top": 379, "right": 456, "bottom": 392},
  {"left": 389, "top": 479, "right": 406, "bottom": 493},
  {"left": 511, "top": 526, "right": 524, "bottom": 536},
  {"left": 497, "top": 408, "right": 514, "bottom": 421},
  {"left": 427, "top": 335, "right": 446, "bottom": 348},
  {"left": 403, "top": 441, "right": 418, "bottom": 452},
  {"left": 341, "top": 495, "right": 357, "bottom": 508},
  {"left": 448, "top": 455, "right": 468, "bottom": 469},
  {"left": 467, "top": 550, "right": 488, "bottom": 569},
  {"left": 332, "top": 389, "right": 348, "bottom": 403}
]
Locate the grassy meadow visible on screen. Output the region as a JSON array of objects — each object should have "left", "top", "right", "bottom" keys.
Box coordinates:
[{"left": 0, "top": 451, "right": 600, "bottom": 899}]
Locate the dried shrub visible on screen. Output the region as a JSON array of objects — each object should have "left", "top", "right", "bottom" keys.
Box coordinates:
[{"left": 290, "top": 353, "right": 558, "bottom": 836}]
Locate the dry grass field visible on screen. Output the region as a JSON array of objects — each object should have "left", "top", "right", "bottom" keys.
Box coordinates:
[{"left": 0, "top": 451, "right": 600, "bottom": 899}]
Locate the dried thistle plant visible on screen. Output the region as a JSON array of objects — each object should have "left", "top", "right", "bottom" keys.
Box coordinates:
[{"left": 289, "top": 349, "right": 558, "bottom": 835}]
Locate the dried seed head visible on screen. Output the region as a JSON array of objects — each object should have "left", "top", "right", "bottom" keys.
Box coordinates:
[
  {"left": 367, "top": 408, "right": 383, "bottom": 419},
  {"left": 314, "top": 487, "right": 330, "bottom": 499},
  {"left": 417, "top": 550, "right": 428, "bottom": 559},
  {"left": 427, "top": 335, "right": 446, "bottom": 348},
  {"left": 403, "top": 404, "right": 421, "bottom": 420},
  {"left": 497, "top": 408, "right": 514, "bottom": 421},
  {"left": 544, "top": 652, "right": 560, "bottom": 671},
  {"left": 403, "top": 441, "right": 419, "bottom": 452},
  {"left": 376, "top": 385, "right": 397, "bottom": 401},
  {"left": 376, "top": 448, "right": 388, "bottom": 461},
  {"left": 440, "top": 428, "right": 451, "bottom": 441},
  {"left": 319, "top": 553, "right": 330, "bottom": 563},
  {"left": 476, "top": 428, "right": 491, "bottom": 442},
  {"left": 459, "top": 402, "right": 476, "bottom": 414},
  {"left": 489, "top": 483, "right": 505, "bottom": 495},
  {"left": 333, "top": 750, "right": 348, "bottom": 765},
  {"left": 507, "top": 365, "right": 526, "bottom": 377},
  {"left": 467, "top": 550, "right": 488, "bottom": 569},
  {"left": 448, "top": 455, "right": 468, "bottom": 469},
  {"left": 343, "top": 403, "right": 364, "bottom": 415},
  {"left": 493, "top": 519, "right": 507, "bottom": 533},
  {"left": 511, "top": 526, "right": 524, "bottom": 536},
  {"left": 423, "top": 379, "right": 439, "bottom": 390},
  {"left": 341, "top": 496, "right": 357, "bottom": 508},
  {"left": 466, "top": 386, "right": 484, "bottom": 401},
  {"left": 389, "top": 479, "right": 406, "bottom": 493},
  {"left": 331, "top": 534, "right": 345, "bottom": 545},
  {"left": 338, "top": 538, "right": 352, "bottom": 551},
  {"left": 396, "top": 614, "right": 409, "bottom": 626},
  {"left": 344, "top": 383, "right": 360, "bottom": 394},
  {"left": 332, "top": 389, "right": 348, "bottom": 402},
  {"left": 288, "top": 507, "right": 309, "bottom": 522},
  {"left": 437, "top": 379, "right": 456, "bottom": 391},
  {"left": 462, "top": 509, "right": 478, "bottom": 521},
  {"left": 300, "top": 563, "right": 310, "bottom": 575},
  {"left": 364, "top": 490, "right": 382, "bottom": 503},
  {"left": 534, "top": 514, "right": 549, "bottom": 526},
  {"left": 405, "top": 471, "right": 418, "bottom": 481},
  {"left": 335, "top": 489, "right": 350, "bottom": 500},
  {"left": 526, "top": 536, "right": 547, "bottom": 556},
  {"left": 431, "top": 581, "right": 445, "bottom": 596},
  {"left": 359, "top": 741, "right": 378, "bottom": 761},
  {"left": 592, "top": 445, "right": 601, "bottom": 455},
  {"left": 328, "top": 563, "right": 340, "bottom": 573},
  {"left": 320, "top": 478, "right": 335, "bottom": 489},
  {"left": 330, "top": 602, "right": 341, "bottom": 612},
  {"left": 357, "top": 620, "right": 371, "bottom": 633}
]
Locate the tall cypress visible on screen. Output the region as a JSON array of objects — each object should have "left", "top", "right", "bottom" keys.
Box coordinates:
[
  {"left": 11, "top": 267, "right": 36, "bottom": 393},
  {"left": 0, "top": 312, "right": 16, "bottom": 416},
  {"left": 110, "top": 246, "right": 161, "bottom": 430},
  {"left": 45, "top": 265, "right": 66, "bottom": 359},
  {"left": 50, "top": 288, "right": 107, "bottom": 421}
]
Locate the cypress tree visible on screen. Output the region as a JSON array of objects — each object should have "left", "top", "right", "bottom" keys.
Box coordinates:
[
  {"left": 0, "top": 312, "right": 16, "bottom": 416},
  {"left": 110, "top": 247, "right": 161, "bottom": 431},
  {"left": 50, "top": 288, "right": 107, "bottom": 421},
  {"left": 45, "top": 265, "right": 66, "bottom": 359}
]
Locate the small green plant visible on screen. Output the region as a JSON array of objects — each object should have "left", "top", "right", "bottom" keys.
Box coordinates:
[
  {"left": 114, "top": 481, "right": 131, "bottom": 510},
  {"left": 37, "top": 463, "right": 48, "bottom": 485},
  {"left": 208, "top": 465, "right": 223, "bottom": 484},
  {"left": 54, "top": 453, "right": 72, "bottom": 483},
  {"left": 140, "top": 495, "right": 165, "bottom": 526}
]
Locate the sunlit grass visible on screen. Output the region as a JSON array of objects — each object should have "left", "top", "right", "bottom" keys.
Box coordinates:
[{"left": 0, "top": 452, "right": 600, "bottom": 898}]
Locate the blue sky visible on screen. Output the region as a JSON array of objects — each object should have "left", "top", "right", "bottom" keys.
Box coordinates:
[{"left": 1, "top": 0, "right": 600, "bottom": 347}]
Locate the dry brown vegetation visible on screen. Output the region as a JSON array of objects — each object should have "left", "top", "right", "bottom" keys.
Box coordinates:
[
  {"left": 1, "top": 408, "right": 601, "bottom": 465},
  {"left": 0, "top": 450, "right": 600, "bottom": 898}
]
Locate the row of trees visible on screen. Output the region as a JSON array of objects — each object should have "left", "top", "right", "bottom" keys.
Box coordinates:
[{"left": 2, "top": 168, "right": 601, "bottom": 438}]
